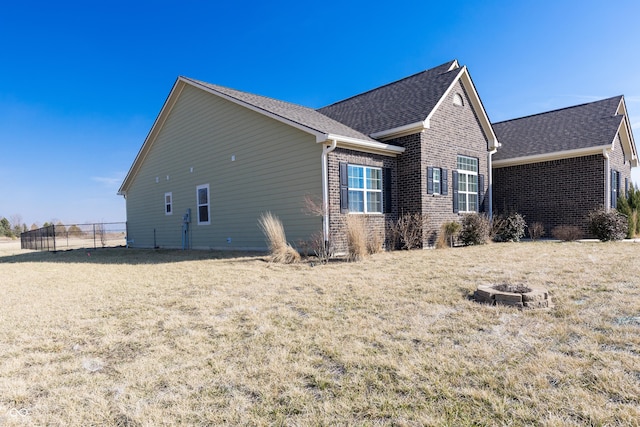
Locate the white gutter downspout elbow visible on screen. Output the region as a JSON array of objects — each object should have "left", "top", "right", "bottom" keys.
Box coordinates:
[
  {"left": 322, "top": 139, "right": 338, "bottom": 244},
  {"left": 603, "top": 148, "right": 610, "bottom": 210}
]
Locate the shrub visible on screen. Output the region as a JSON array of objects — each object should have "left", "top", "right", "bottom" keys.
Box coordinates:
[
  {"left": 493, "top": 213, "right": 527, "bottom": 242},
  {"left": 436, "top": 221, "right": 461, "bottom": 249},
  {"left": 258, "top": 212, "right": 300, "bottom": 263},
  {"left": 551, "top": 225, "right": 583, "bottom": 242},
  {"left": 387, "top": 212, "right": 428, "bottom": 250},
  {"left": 367, "top": 229, "right": 384, "bottom": 254},
  {"left": 345, "top": 215, "right": 369, "bottom": 261},
  {"left": 459, "top": 213, "right": 491, "bottom": 246},
  {"left": 588, "top": 208, "right": 628, "bottom": 241},
  {"left": 528, "top": 222, "right": 546, "bottom": 241},
  {"left": 299, "top": 231, "right": 334, "bottom": 264}
]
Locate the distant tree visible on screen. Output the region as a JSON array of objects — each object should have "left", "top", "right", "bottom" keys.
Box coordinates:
[
  {"left": 0, "top": 218, "right": 12, "bottom": 237},
  {"left": 30, "top": 223, "right": 39, "bottom": 231},
  {"left": 56, "top": 221, "right": 67, "bottom": 234},
  {"left": 68, "top": 225, "right": 83, "bottom": 237}
]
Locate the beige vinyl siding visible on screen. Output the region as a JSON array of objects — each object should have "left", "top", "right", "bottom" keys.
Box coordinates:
[{"left": 126, "top": 83, "right": 323, "bottom": 249}]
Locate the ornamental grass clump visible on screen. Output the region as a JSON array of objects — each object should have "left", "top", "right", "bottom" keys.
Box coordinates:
[
  {"left": 258, "top": 212, "right": 300, "bottom": 263},
  {"left": 345, "top": 215, "right": 369, "bottom": 261}
]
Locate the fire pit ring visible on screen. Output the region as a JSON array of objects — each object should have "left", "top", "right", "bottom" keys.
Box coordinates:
[{"left": 474, "top": 283, "right": 552, "bottom": 309}]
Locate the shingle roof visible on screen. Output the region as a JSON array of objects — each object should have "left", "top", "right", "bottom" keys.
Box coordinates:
[
  {"left": 317, "top": 60, "right": 461, "bottom": 136},
  {"left": 492, "top": 96, "right": 624, "bottom": 160},
  {"left": 182, "top": 77, "right": 378, "bottom": 142}
]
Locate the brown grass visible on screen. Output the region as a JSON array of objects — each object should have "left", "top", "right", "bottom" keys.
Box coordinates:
[
  {"left": 1, "top": 240, "right": 640, "bottom": 425},
  {"left": 344, "top": 215, "right": 368, "bottom": 261}
]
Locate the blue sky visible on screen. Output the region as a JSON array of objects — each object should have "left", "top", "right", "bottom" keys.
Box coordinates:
[{"left": 2, "top": 0, "right": 640, "bottom": 227}]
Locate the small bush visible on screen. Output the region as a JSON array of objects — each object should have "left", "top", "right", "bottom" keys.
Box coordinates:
[
  {"left": 459, "top": 213, "right": 491, "bottom": 246},
  {"left": 528, "top": 222, "right": 546, "bottom": 241},
  {"left": 300, "top": 231, "right": 334, "bottom": 264},
  {"left": 388, "top": 212, "right": 428, "bottom": 250},
  {"left": 436, "top": 221, "right": 461, "bottom": 249},
  {"left": 588, "top": 208, "right": 628, "bottom": 241},
  {"left": 493, "top": 213, "right": 527, "bottom": 242},
  {"left": 551, "top": 225, "right": 583, "bottom": 242},
  {"left": 258, "top": 212, "right": 300, "bottom": 263},
  {"left": 345, "top": 215, "right": 369, "bottom": 261}
]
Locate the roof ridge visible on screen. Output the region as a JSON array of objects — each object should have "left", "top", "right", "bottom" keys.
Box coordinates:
[
  {"left": 182, "top": 76, "right": 313, "bottom": 111},
  {"left": 493, "top": 95, "right": 624, "bottom": 125},
  {"left": 317, "top": 60, "right": 460, "bottom": 111}
]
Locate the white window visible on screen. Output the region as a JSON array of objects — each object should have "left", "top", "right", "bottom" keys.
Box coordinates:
[
  {"left": 453, "top": 93, "right": 464, "bottom": 107},
  {"left": 457, "top": 156, "right": 478, "bottom": 212},
  {"left": 433, "top": 168, "right": 441, "bottom": 194},
  {"left": 348, "top": 165, "right": 382, "bottom": 213},
  {"left": 196, "top": 184, "right": 210, "bottom": 225},
  {"left": 164, "top": 192, "right": 173, "bottom": 215}
]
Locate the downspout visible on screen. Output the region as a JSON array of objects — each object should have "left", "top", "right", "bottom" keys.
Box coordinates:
[
  {"left": 322, "top": 139, "right": 338, "bottom": 244},
  {"left": 488, "top": 147, "right": 498, "bottom": 219},
  {"left": 603, "top": 148, "right": 610, "bottom": 211}
]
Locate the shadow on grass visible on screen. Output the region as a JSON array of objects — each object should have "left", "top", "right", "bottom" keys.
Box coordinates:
[{"left": 0, "top": 246, "right": 270, "bottom": 265}]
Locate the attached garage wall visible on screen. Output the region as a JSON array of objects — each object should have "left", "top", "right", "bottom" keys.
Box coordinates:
[
  {"left": 125, "top": 83, "right": 323, "bottom": 250},
  {"left": 493, "top": 154, "right": 605, "bottom": 236}
]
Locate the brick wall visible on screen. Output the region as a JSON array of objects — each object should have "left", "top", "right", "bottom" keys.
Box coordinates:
[
  {"left": 327, "top": 148, "right": 397, "bottom": 253},
  {"left": 609, "top": 134, "right": 632, "bottom": 202},
  {"left": 421, "top": 81, "right": 490, "bottom": 245},
  {"left": 326, "top": 80, "right": 492, "bottom": 250},
  {"left": 493, "top": 155, "right": 605, "bottom": 236}
]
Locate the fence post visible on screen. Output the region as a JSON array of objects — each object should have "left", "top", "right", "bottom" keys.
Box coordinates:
[
  {"left": 93, "top": 224, "right": 96, "bottom": 249},
  {"left": 52, "top": 224, "right": 57, "bottom": 252}
]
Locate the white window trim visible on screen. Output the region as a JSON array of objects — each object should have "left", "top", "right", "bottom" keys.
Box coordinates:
[
  {"left": 348, "top": 165, "right": 383, "bottom": 214},
  {"left": 433, "top": 168, "right": 441, "bottom": 195},
  {"left": 196, "top": 183, "right": 210, "bottom": 225},
  {"left": 164, "top": 192, "right": 173, "bottom": 216},
  {"left": 457, "top": 156, "right": 478, "bottom": 213}
]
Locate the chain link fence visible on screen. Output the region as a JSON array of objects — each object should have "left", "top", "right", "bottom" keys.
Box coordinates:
[{"left": 20, "top": 222, "right": 127, "bottom": 251}]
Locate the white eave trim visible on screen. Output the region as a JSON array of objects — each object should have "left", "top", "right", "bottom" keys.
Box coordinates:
[
  {"left": 492, "top": 145, "right": 612, "bottom": 168},
  {"left": 368, "top": 66, "right": 500, "bottom": 151},
  {"left": 320, "top": 133, "right": 405, "bottom": 156},
  {"left": 369, "top": 120, "right": 427, "bottom": 141}
]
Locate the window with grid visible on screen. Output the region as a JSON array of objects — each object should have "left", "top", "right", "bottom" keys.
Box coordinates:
[
  {"left": 457, "top": 156, "right": 478, "bottom": 212},
  {"left": 348, "top": 165, "right": 382, "bottom": 213}
]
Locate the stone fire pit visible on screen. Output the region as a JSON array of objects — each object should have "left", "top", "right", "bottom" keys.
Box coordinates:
[{"left": 474, "top": 283, "right": 552, "bottom": 309}]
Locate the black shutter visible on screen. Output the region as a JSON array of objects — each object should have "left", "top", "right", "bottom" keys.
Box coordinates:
[
  {"left": 478, "top": 174, "right": 485, "bottom": 212},
  {"left": 383, "top": 167, "right": 392, "bottom": 214},
  {"left": 611, "top": 169, "right": 617, "bottom": 209},
  {"left": 441, "top": 168, "right": 448, "bottom": 195},
  {"left": 427, "top": 167, "right": 434, "bottom": 194},
  {"left": 339, "top": 162, "right": 349, "bottom": 214},
  {"left": 452, "top": 171, "right": 459, "bottom": 213}
]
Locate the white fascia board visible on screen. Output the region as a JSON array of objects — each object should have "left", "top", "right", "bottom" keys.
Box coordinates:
[
  {"left": 118, "top": 79, "right": 185, "bottom": 195},
  {"left": 183, "top": 77, "right": 328, "bottom": 142},
  {"left": 616, "top": 117, "right": 639, "bottom": 167},
  {"left": 369, "top": 120, "right": 427, "bottom": 141},
  {"left": 321, "top": 133, "right": 406, "bottom": 156},
  {"left": 492, "top": 145, "right": 611, "bottom": 168}
]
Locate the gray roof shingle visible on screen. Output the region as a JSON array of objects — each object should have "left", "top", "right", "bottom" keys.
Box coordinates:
[
  {"left": 492, "top": 96, "right": 624, "bottom": 160},
  {"left": 317, "top": 60, "right": 461, "bottom": 136},
  {"left": 182, "top": 77, "right": 377, "bottom": 142}
]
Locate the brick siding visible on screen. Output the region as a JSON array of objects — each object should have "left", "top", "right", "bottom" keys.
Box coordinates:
[
  {"left": 493, "top": 135, "right": 632, "bottom": 238},
  {"left": 327, "top": 80, "right": 491, "bottom": 250}
]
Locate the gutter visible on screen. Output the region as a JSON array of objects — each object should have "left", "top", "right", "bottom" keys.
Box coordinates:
[
  {"left": 488, "top": 147, "right": 498, "bottom": 219},
  {"left": 322, "top": 139, "right": 338, "bottom": 244},
  {"left": 603, "top": 148, "right": 610, "bottom": 210}
]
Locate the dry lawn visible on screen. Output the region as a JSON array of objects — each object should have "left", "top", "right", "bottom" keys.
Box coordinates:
[{"left": 1, "top": 240, "right": 639, "bottom": 426}]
